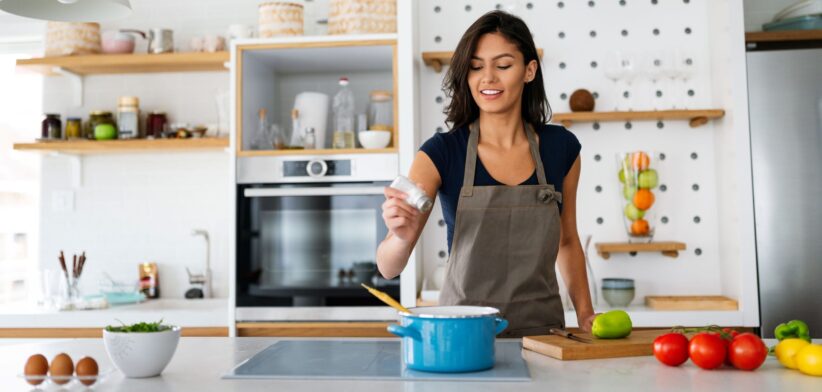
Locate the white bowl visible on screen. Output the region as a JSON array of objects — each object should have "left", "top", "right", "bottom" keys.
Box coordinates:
[
  {"left": 358, "top": 130, "right": 392, "bottom": 149},
  {"left": 103, "top": 326, "right": 180, "bottom": 378}
]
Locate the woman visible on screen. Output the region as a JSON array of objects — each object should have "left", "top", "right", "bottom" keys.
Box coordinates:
[{"left": 376, "top": 11, "right": 595, "bottom": 337}]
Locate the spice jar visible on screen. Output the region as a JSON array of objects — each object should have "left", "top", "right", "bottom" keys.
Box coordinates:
[
  {"left": 65, "top": 117, "right": 82, "bottom": 139},
  {"left": 367, "top": 90, "right": 393, "bottom": 132},
  {"left": 390, "top": 175, "right": 432, "bottom": 212},
  {"left": 117, "top": 96, "right": 140, "bottom": 139},
  {"left": 146, "top": 112, "right": 168, "bottom": 138},
  {"left": 41, "top": 114, "right": 62, "bottom": 139}
]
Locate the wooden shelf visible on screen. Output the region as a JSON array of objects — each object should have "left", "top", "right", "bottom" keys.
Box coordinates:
[
  {"left": 422, "top": 48, "right": 544, "bottom": 73},
  {"left": 552, "top": 109, "right": 725, "bottom": 128},
  {"left": 13, "top": 137, "right": 229, "bottom": 154},
  {"left": 595, "top": 241, "right": 687, "bottom": 260},
  {"left": 237, "top": 147, "right": 397, "bottom": 157},
  {"left": 745, "top": 30, "right": 822, "bottom": 51},
  {"left": 16, "top": 52, "right": 230, "bottom": 75}
]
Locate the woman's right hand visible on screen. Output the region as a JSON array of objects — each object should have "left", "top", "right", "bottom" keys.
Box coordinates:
[{"left": 382, "top": 186, "right": 423, "bottom": 244}]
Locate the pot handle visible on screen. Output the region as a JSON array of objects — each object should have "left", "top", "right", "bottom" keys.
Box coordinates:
[
  {"left": 494, "top": 317, "right": 509, "bottom": 335},
  {"left": 387, "top": 324, "right": 421, "bottom": 341}
]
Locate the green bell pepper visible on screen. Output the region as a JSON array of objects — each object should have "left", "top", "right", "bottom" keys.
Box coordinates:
[
  {"left": 774, "top": 320, "right": 811, "bottom": 342},
  {"left": 592, "top": 310, "right": 633, "bottom": 339}
]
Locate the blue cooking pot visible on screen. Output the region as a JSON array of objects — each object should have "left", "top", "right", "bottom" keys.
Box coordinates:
[{"left": 387, "top": 306, "right": 508, "bottom": 373}]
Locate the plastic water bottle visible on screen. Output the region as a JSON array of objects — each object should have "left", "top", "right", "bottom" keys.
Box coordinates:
[{"left": 332, "top": 77, "right": 355, "bottom": 149}]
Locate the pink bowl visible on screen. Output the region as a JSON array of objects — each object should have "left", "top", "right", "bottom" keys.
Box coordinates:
[{"left": 102, "top": 34, "right": 136, "bottom": 54}]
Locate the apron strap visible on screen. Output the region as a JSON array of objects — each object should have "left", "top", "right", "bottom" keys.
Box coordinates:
[
  {"left": 461, "top": 121, "right": 481, "bottom": 197},
  {"left": 524, "top": 123, "right": 548, "bottom": 186}
]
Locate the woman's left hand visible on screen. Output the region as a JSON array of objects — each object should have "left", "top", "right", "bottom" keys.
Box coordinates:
[{"left": 579, "top": 313, "right": 598, "bottom": 333}]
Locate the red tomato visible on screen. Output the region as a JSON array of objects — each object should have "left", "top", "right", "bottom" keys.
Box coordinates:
[
  {"left": 689, "top": 333, "right": 727, "bottom": 370},
  {"left": 728, "top": 333, "right": 768, "bottom": 371},
  {"left": 654, "top": 333, "right": 690, "bottom": 366}
]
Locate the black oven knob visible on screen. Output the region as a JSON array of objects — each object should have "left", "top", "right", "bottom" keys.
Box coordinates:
[{"left": 306, "top": 159, "right": 328, "bottom": 177}]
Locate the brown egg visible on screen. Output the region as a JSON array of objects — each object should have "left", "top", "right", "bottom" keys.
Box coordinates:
[
  {"left": 75, "top": 356, "right": 99, "bottom": 386},
  {"left": 49, "top": 353, "right": 73, "bottom": 385},
  {"left": 24, "top": 354, "right": 48, "bottom": 385}
]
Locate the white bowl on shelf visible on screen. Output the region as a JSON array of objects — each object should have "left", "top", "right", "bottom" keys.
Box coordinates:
[
  {"left": 358, "top": 130, "right": 392, "bottom": 149},
  {"left": 103, "top": 326, "right": 180, "bottom": 378}
]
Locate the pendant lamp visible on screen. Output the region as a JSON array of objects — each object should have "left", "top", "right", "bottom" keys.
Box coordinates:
[{"left": 0, "top": 0, "right": 132, "bottom": 22}]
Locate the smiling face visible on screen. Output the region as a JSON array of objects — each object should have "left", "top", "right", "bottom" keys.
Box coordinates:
[{"left": 468, "top": 32, "right": 537, "bottom": 117}]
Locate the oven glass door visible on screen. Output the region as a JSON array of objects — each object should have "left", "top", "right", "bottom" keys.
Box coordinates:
[{"left": 237, "top": 183, "right": 398, "bottom": 307}]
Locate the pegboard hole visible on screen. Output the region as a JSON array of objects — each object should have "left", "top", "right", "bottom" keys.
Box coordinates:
[
  {"left": 625, "top": 122, "right": 632, "bottom": 130},
  {"left": 657, "top": 121, "right": 664, "bottom": 129},
  {"left": 438, "top": 250, "right": 447, "bottom": 258},
  {"left": 620, "top": 0, "right": 627, "bottom": 5},
  {"left": 691, "top": 152, "right": 698, "bottom": 160},
  {"left": 558, "top": 31, "right": 566, "bottom": 39},
  {"left": 692, "top": 183, "right": 700, "bottom": 191},
  {"left": 656, "top": 90, "right": 663, "bottom": 97},
  {"left": 621, "top": 29, "right": 629, "bottom": 37},
  {"left": 653, "top": 28, "right": 660, "bottom": 36},
  {"left": 596, "top": 217, "right": 604, "bottom": 225},
  {"left": 594, "top": 154, "right": 601, "bottom": 161},
  {"left": 588, "top": 1, "right": 595, "bottom": 7},
  {"left": 436, "top": 126, "right": 443, "bottom": 133},
  {"left": 629, "top": 251, "right": 638, "bottom": 257},
  {"left": 435, "top": 96, "right": 443, "bottom": 104},
  {"left": 592, "top": 91, "right": 599, "bottom": 99},
  {"left": 590, "top": 30, "right": 597, "bottom": 38},
  {"left": 661, "top": 216, "right": 669, "bottom": 224},
  {"left": 623, "top": 91, "right": 630, "bottom": 98},
  {"left": 695, "top": 248, "right": 702, "bottom": 256},
  {"left": 464, "top": 4, "right": 472, "bottom": 12},
  {"left": 659, "top": 184, "right": 667, "bottom": 192},
  {"left": 659, "top": 152, "right": 666, "bottom": 160},
  {"left": 434, "top": 35, "right": 442, "bottom": 43},
  {"left": 557, "top": 1, "right": 564, "bottom": 8},
  {"left": 559, "top": 62, "right": 566, "bottom": 69},
  {"left": 434, "top": 5, "right": 441, "bottom": 12},
  {"left": 496, "top": 3, "right": 503, "bottom": 10},
  {"left": 590, "top": 61, "right": 598, "bottom": 68},
  {"left": 685, "top": 27, "right": 692, "bottom": 34},
  {"left": 693, "top": 216, "right": 701, "bottom": 224},
  {"left": 560, "top": 93, "right": 568, "bottom": 100},
  {"left": 526, "top": 2, "right": 534, "bottom": 9},
  {"left": 593, "top": 122, "right": 600, "bottom": 130},
  {"left": 595, "top": 185, "right": 602, "bottom": 193},
  {"left": 438, "top": 219, "right": 445, "bottom": 227},
  {"left": 688, "top": 89, "right": 695, "bottom": 97},
  {"left": 652, "top": 0, "right": 658, "bottom": 4}
]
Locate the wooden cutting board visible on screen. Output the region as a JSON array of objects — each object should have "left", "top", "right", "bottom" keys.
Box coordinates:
[
  {"left": 645, "top": 295, "right": 738, "bottom": 310},
  {"left": 522, "top": 329, "right": 668, "bottom": 360}
]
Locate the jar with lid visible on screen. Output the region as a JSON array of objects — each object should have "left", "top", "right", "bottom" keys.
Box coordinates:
[
  {"left": 117, "top": 96, "right": 140, "bottom": 139},
  {"left": 65, "top": 117, "right": 82, "bottom": 139},
  {"left": 146, "top": 112, "right": 168, "bottom": 138},
  {"left": 89, "top": 111, "right": 117, "bottom": 140},
  {"left": 367, "top": 90, "right": 393, "bottom": 132},
  {"left": 41, "top": 114, "right": 62, "bottom": 139}
]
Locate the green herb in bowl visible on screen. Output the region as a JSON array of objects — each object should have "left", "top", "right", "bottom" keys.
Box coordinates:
[{"left": 104, "top": 319, "right": 171, "bottom": 333}]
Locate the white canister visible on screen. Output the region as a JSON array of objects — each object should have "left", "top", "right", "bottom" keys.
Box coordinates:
[
  {"left": 45, "top": 22, "right": 102, "bottom": 57},
  {"left": 227, "top": 24, "right": 255, "bottom": 41},
  {"left": 293, "top": 92, "right": 330, "bottom": 149},
  {"left": 328, "top": 0, "right": 397, "bottom": 35},
  {"left": 258, "top": 2, "right": 304, "bottom": 37}
]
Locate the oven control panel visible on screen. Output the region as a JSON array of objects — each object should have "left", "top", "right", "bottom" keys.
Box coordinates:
[{"left": 284, "top": 159, "right": 352, "bottom": 178}]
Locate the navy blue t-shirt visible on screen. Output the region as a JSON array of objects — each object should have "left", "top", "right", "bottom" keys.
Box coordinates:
[{"left": 419, "top": 123, "right": 581, "bottom": 253}]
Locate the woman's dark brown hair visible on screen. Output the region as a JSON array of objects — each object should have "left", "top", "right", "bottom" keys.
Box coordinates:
[{"left": 443, "top": 11, "right": 550, "bottom": 130}]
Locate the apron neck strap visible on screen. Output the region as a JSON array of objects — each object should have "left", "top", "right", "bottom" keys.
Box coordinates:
[{"left": 461, "top": 120, "right": 548, "bottom": 197}]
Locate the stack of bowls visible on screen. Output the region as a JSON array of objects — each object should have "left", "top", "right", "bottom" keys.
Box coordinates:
[{"left": 601, "top": 278, "right": 635, "bottom": 308}]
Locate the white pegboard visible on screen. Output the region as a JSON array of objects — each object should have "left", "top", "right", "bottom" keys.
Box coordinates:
[{"left": 416, "top": 0, "right": 722, "bottom": 306}]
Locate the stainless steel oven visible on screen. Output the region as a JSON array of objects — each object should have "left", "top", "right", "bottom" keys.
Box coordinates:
[{"left": 235, "top": 154, "right": 411, "bottom": 321}]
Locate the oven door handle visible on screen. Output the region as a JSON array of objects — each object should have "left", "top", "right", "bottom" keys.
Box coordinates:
[{"left": 243, "top": 186, "right": 387, "bottom": 198}]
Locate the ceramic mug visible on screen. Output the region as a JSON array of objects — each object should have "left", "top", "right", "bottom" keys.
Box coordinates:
[{"left": 227, "top": 24, "right": 255, "bottom": 40}]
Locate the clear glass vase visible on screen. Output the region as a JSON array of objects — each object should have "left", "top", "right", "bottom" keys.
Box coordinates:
[{"left": 616, "top": 151, "right": 660, "bottom": 243}]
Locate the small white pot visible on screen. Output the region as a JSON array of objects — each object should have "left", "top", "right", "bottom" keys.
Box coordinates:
[{"left": 103, "top": 326, "right": 181, "bottom": 378}]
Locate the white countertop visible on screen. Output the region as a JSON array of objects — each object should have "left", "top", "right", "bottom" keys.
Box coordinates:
[
  {"left": 0, "top": 299, "right": 228, "bottom": 328},
  {"left": 1, "top": 337, "right": 819, "bottom": 391}
]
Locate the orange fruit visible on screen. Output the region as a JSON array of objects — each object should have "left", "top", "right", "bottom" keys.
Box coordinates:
[
  {"left": 631, "top": 219, "right": 650, "bottom": 236},
  {"left": 631, "top": 151, "right": 651, "bottom": 171},
  {"left": 633, "top": 189, "right": 655, "bottom": 210}
]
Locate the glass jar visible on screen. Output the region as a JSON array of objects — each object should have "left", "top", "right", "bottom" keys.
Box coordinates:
[
  {"left": 89, "top": 111, "right": 117, "bottom": 140},
  {"left": 41, "top": 114, "right": 62, "bottom": 139},
  {"left": 117, "top": 96, "right": 140, "bottom": 139},
  {"left": 367, "top": 90, "right": 393, "bottom": 132},
  {"left": 146, "top": 112, "right": 168, "bottom": 139},
  {"left": 65, "top": 117, "right": 82, "bottom": 139}
]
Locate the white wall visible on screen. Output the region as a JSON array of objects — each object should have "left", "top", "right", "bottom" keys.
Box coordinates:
[
  {"left": 34, "top": 0, "right": 330, "bottom": 299},
  {"left": 742, "top": 0, "right": 798, "bottom": 31}
]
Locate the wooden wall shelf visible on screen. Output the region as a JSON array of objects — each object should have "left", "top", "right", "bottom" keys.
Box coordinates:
[
  {"left": 745, "top": 30, "right": 822, "bottom": 51},
  {"left": 422, "top": 48, "right": 544, "bottom": 72},
  {"left": 552, "top": 109, "right": 725, "bottom": 128},
  {"left": 13, "top": 137, "right": 229, "bottom": 155},
  {"left": 596, "top": 241, "right": 687, "bottom": 259},
  {"left": 237, "top": 147, "right": 397, "bottom": 157},
  {"left": 16, "top": 52, "right": 230, "bottom": 75}
]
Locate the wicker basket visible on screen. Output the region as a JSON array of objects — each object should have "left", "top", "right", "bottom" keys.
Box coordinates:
[
  {"left": 258, "top": 2, "right": 304, "bottom": 37},
  {"left": 328, "top": 0, "right": 397, "bottom": 35},
  {"left": 45, "top": 22, "right": 102, "bottom": 57}
]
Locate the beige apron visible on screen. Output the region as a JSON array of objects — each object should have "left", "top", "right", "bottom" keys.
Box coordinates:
[{"left": 438, "top": 120, "right": 565, "bottom": 338}]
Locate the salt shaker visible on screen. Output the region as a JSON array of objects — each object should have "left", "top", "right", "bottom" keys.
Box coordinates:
[
  {"left": 390, "top": 176, "right": 433, "bottom": 213},
  {"left": 302, "top": 127, "right": 316, "bottom": 149}
]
